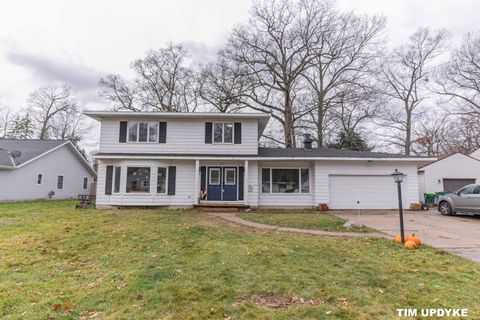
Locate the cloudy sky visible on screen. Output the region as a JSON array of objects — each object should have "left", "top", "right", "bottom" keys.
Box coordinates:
[{"left": 0, "top": 0, "right": 479, "bottom": 149}]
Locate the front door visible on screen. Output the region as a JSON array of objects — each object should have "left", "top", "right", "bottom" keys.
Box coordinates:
[{"left": 206, "top": 166, "right": 238, "bottom": 201}]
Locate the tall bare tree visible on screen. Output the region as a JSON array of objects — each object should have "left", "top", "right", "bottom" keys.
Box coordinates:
[
  {"left": 28, "top": 85, "right": 75, "bottom": 139},
  {"left": 301, "top": 11, "right": 385, "bottom": 146},
  {"left": 221, "top": 0, "right": 322, "bottom": 147},
  {"left": 197, "top": 59, "right": 249, "bottom": 113},
  {"left": 0, "top": 102, "right": 17, "bottom": 138},
  {"left": 434, "top": 32, "right": 480, "bottom": 116},
  {"left": 100, "top": 43, "right": 198, "bottom": 112},
  {"left": 378, "top": 28, "right": 449, "bottom": 155}
]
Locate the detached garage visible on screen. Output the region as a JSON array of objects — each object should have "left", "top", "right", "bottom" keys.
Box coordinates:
[{"left": 418, "top": 153, "right": 480, "bottom": 200}]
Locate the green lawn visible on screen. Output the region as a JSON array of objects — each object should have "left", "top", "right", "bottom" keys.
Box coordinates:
[
  {"left": 239, "top": 211, "right": 373, "bottom": 233},
  {"left": 0, "top": 201, "right": 479, "bottom": 319}
]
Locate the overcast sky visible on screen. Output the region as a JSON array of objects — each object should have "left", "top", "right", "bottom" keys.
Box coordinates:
[{"left": 1, "top": 0, "right": 479, "bottom": 110}]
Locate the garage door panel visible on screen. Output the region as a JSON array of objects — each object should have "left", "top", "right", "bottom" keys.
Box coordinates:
[
  {"left": 329, "top": 175, "right": 407, "bottom": 209},
  {"left": 443, "top": 179, "right": 475, "bottom": 193}
]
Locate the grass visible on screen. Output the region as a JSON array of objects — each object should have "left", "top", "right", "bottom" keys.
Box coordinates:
[
  {"left": 0, "top": 200, "right": 479, "bottom": 319},
  {"left": 239, "top": 210, "right": 374, "bottom": 233}
]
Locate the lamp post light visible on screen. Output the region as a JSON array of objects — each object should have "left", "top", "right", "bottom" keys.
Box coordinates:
[{"left": 391, "top": 169, "right": 405, "bottom": 243}]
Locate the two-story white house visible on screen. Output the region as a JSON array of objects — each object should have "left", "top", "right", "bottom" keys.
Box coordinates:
[{"left": 85, "top": 111, "right": 432, "bottom": 209}]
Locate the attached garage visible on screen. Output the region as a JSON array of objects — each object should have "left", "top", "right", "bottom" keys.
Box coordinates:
[{"left": 329, "top": 175, "right": 407, "bottom": 209}]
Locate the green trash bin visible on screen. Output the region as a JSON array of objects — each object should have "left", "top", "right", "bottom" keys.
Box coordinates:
[
  {"left": 424, "top": 192, "right": 436, "bottom": 205},
  {"left": 434, "top": 191, "right": 450, "bottom": 204}
]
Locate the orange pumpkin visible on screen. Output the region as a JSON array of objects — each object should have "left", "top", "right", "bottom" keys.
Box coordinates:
[
  {"left": 393, "top": 235, "right": 402, "bottom": 243},
  {"left": 404, "top": 240, "right": 417, "bottom": 249},
  {"left": 406, "top": 234, "right": 421, "bottom": 247}
]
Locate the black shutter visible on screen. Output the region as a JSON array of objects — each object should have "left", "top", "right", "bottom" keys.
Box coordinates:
[
  {"left": 238, "top": 166, "right": 244, "bottom": 200},
  {"left": 119, "top": 121, "right": 127, "bottom": 143},
  {"left": 205, "top": 122, "right": 213, "bottom": 144},
  {"left": 167, "top": 166, "right": 176, "bottom": 195},
  {"left": 200, "top": 166, "right": 207, "bottom": 191},
  {"left": 234, "top": 122, "right": 242, "bottom": 144},
  {"left": 105, "top": 165, "right": 113, "bottom": 195},
  {"left": 159, "top": 122, "right": 167, "bottom": 143}
]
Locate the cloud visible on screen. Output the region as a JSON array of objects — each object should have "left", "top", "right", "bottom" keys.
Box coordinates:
[
  {"left": 182, "top": 41, "right": 220, "bottom": 64},
  {"left": 6, "top": 49, "right": 104, "bottom": 91}
]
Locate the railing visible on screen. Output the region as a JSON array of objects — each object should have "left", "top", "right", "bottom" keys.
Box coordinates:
[{"left": 78, "top": 194, "right": 96, "bottom": 203}]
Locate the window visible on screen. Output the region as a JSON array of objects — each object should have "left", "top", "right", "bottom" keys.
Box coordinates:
[
  {"left": 213, "top": 123, "right": 234, "bottom": 143},
  {"left": 225, "top": 168, "right": 236, "bottom": 185},
  {"left": 262, "top": 169, "right": 271, "bottom": 193},
  {"left": 157, "top": 167, "right": 167, "bottom": 193},
  {"left": 126, "top": 167, "right": 151, "bottom": 193},
  {"left": 83, "top": 177, "right": 88, "bottom": 190},
  {"left": 459, "top": 185, "right": 476, "bottom": 195},
  {"left": 261, "top": 168, "right": 309, "bottom": 194},
  {"left": 128, "top": 121, "right": 158, "bottom": 143},
  {"left": 37, "top": 174, "right": 43, "bottom": 185},
  {"left": 57, "top": 175, "right": 64, "bottom": 190},
  {"left": 209, "top": 168, "right": 220, "bottom": 185},
  {"left": 113, "top": 167, "right": 121, "bottom": 193}
]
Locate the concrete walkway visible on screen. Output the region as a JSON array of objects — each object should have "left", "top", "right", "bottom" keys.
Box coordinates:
[
  {"left": 206, "top": 212, "right": 386, "bottom": 238},
  {"left": 333, "top": 210, "right": 480, "bottom": 263}
]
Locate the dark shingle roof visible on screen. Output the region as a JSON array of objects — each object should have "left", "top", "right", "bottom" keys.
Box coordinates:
[
  {"left": 0, "top": 139, "right": 66, "bottom": 167},
  {"left": 258, "top": 147, "right": 426, "bottom": 159}
]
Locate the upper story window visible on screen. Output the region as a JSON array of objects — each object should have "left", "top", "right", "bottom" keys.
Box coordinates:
[
  {"left": 213, "top": 123, "right": 234, "bottom": 144},
  {"left": 128, "top": 122, "right": 159, "bottom": 143}
]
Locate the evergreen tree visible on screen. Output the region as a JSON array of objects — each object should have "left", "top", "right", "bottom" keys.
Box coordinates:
[
  {"left": 8, "top": 114, "right": 36, "bottom": 139},
  {"left": 328, "top": 129, "right": 372, "bottom": 151}
]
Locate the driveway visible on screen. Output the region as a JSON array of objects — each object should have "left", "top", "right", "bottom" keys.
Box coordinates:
[{"left": 333, "top": 210, "right": 480, "bottom": 263}]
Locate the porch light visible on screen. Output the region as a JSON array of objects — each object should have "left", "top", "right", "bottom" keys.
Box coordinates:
[
  {"left": 391, "top": 169, "right": 404, "bottom": 183},
  {"left": 391, "top": 168, "right": 405, "bottom": 243}
]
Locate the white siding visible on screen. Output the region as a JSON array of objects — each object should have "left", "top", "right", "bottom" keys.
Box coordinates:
[
  {"left": 420, "top": 153, "right": 480, "bottom": 195},
  {"left": 258, "top": 161, "right": 315, "bottom": 207},
  {"left": 0, "top": 145, "right": 94, "bottom": 201},
  {"left": 470, "top": 149, "right": 480, "bottom": 159},
  {"left": 315, "top": 160, "right": 419, "bottom": 209},
  {"left": 96, "top": 159, "right": 196, "bottom": 207},
  {"left": 99, "top": 118, "right": 258, "bottom": 155}
]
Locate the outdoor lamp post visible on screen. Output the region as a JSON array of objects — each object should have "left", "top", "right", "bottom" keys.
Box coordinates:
[{"left": 391, "top": 169, "right": 405, "bottom": 242}]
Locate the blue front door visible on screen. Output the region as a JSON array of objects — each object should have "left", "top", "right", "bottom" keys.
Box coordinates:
[
  {"left": 222, "top": 167, "right": 237, "bottom": 201},
  {"left": 207, "top": 166, "right": 238, "bottom": 201}
]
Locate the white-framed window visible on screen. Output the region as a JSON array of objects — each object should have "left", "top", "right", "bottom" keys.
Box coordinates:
[
  {"left": 83, "top": 177, "right": 88, "bottom": 189},
  {"left": 57, "top": 175, "right": 64, "bottom": 190},
  {"left": 37, "top": 174, "right": 43, "bottom": 185},
  {"left": 261, "top": 168, "right": 310, "bottom": 194},
  {"left": 127, "top": 121, "right": 159, "bottom": 143},
  {"left": 213, "top": 122, "right": 234, "bottom": 144},
  {"left": 224, "top": 168, "right": 236, "bottom": 185},
  {"left": 209, "top": 168, "right": 221, "bottom": 185},
  {"left": 157, "top": 167, "right": 168, "bottom": 194},
  {"left": 126, "top": 167, "right": 151, "bottom": 193}
]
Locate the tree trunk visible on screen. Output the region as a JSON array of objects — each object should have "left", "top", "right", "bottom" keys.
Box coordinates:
[
  {"left": 284, "top": 90, "right": 294, "bottom": 148},
  {"left": 405, "top": 109, "right": 412, "bottom": 155}
]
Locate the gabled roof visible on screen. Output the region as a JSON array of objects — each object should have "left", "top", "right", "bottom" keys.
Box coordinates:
[
  {"left": 417, "top": 152, "right": 480, "bottom": 169},
  {"left": 0, "top": 139, "right": 96, "bottom": 176},
  {"left": 84, "top": 110, "right": 271, "bottom": 138}
]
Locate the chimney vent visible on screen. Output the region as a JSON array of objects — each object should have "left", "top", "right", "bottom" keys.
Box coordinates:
[{"left": 303, "top": 134, "right": 313, "bottom": 150}]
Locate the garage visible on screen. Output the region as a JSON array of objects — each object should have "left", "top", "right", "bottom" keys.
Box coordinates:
[
  {"left": 329, "top": 175, "right": 407, "bottom": 209},
  {"left": 442, "top": 178, "right": 475, "bottom": 193}
]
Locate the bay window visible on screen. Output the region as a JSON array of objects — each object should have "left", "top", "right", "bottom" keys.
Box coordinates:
[
  {"left": 126, "top": 167, "right": 151, "bottom": 193},
  {"left": 261, "top": 168, "right": 309, "bottom": 193}
]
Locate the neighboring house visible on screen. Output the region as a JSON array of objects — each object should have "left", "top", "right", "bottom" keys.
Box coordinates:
[
  {"left": 0, "top": 139, "right": 96, "bottom": 201},
  {"left": 470, "top": 148, "right": 480, "bottom": 160},
  {"left": 85, "top": 111, "right": 432, "bottom": 209},
  {"left": 417, "top": 152, "right": 480, "bottom": 200}
]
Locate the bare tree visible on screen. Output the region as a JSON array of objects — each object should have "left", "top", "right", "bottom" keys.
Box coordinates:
[
  {"left": 221, "top": 0, "right": 322, "bottom": 147},
  {"left": 28, "top": 85, "right": 75, "bottom": 139},
  {"left": 411, "top": 114, "right": 452, "bottom": 156},
  {"left": 49, "top": 104, "right": 91, "bottom": 142},
  {"left": 378, "top": 28, "right": 449, "bottom": 155},
  {"left": 301, "top": 10, "right": 385, "bottom": 146},
  {"left": 0, "top": 102, "right": 17, "bottom": 138},
  {"left": 434, "top": 32, "right": 480, "bottom": 116},
  {"left": 99, "top": 75, "right": 140, "bottom": 111},
  {"left": 197, "top": 59, "right": 249, "bottom": 112}
]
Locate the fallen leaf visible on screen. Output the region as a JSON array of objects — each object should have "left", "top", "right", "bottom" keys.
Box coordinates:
[
  {"left": 379, "top": 289, "right": 384, "bottom": 294},
  {"left": 52, "top": 304, "right": 62, "bottom": 311},
  {"left": 326, "top": 310, "right": 332, "bottom": 315}
]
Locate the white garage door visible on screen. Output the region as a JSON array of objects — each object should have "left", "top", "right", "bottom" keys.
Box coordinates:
[{"left": 329, "top": 175, "right": 407, "bottom": 209}]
